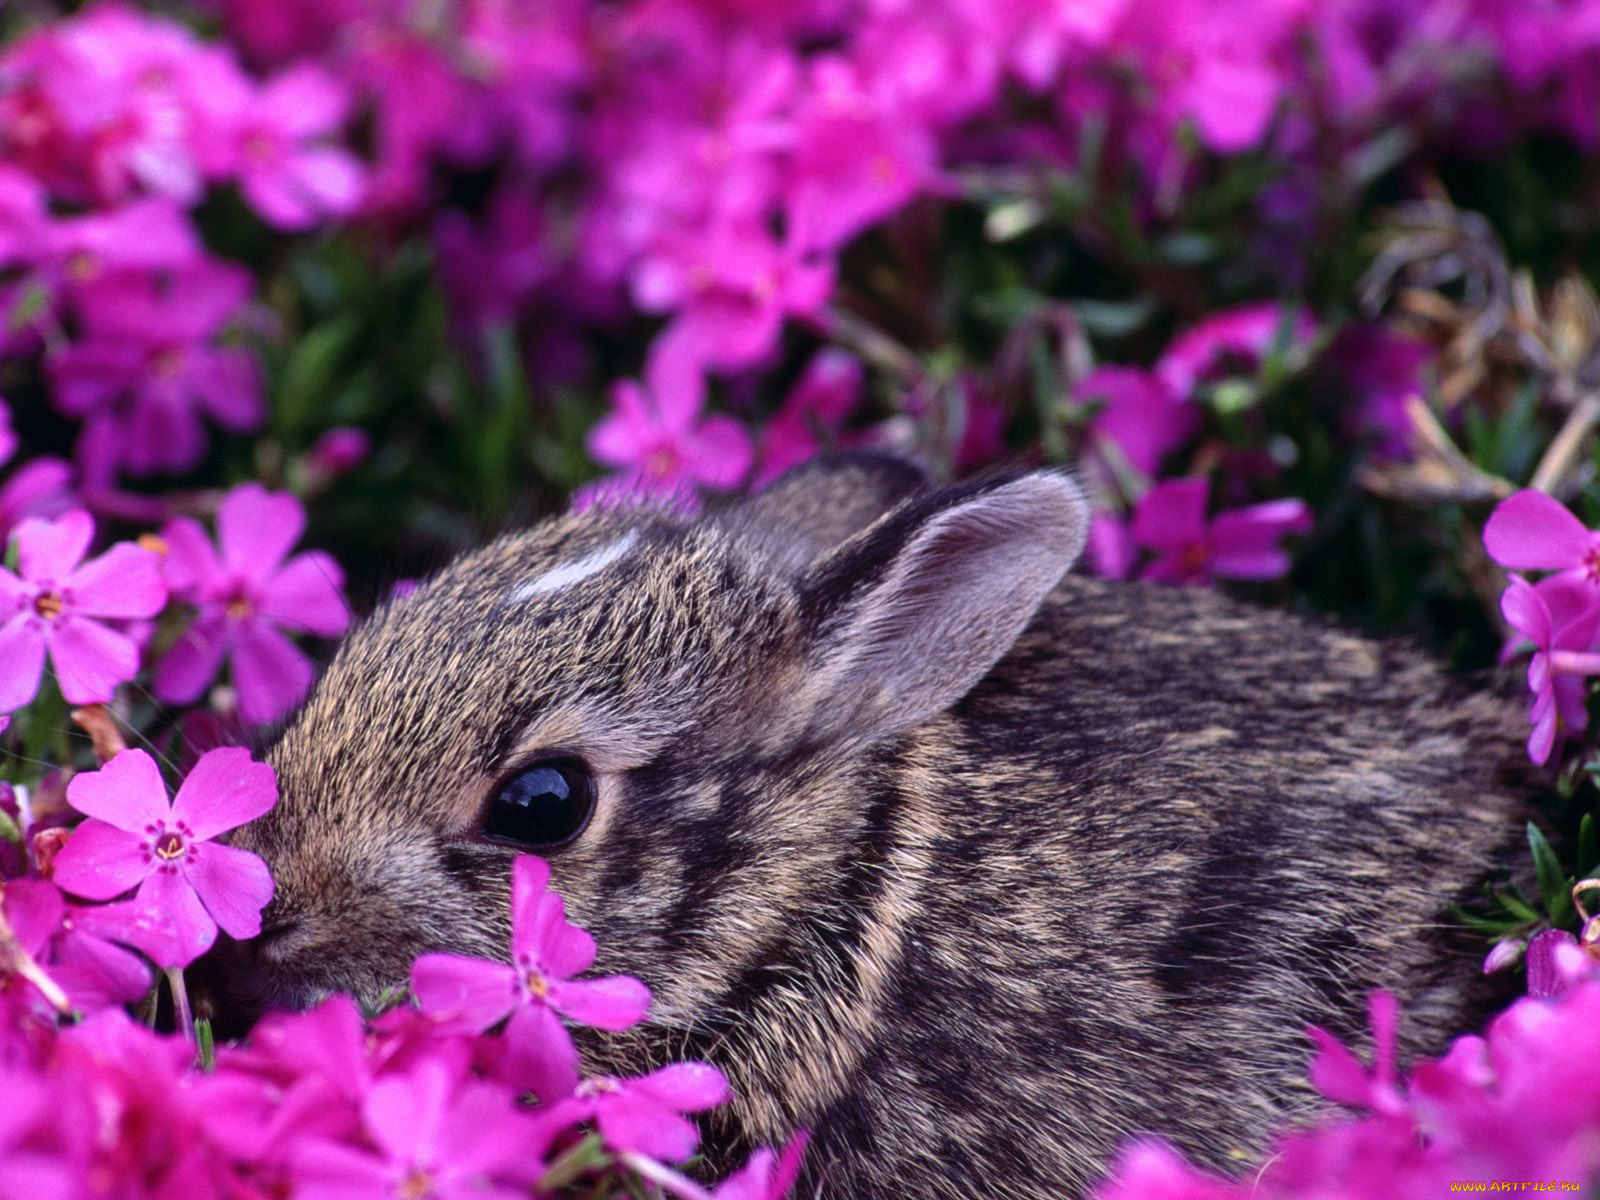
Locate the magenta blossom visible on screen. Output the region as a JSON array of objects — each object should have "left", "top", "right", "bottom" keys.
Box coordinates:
[
  {"left": 587, "top": 341, "right": 754, "bottom": 499},
  {"left": 47, "top": 260, "right": 263, "bottom": 480},
  {"left": 755, "top": 349, "right": 864, "bottom": 486},
  {"left": 0, "top": 510, "right": 165, "bottom": 711},
  {"left": 535, "top": 1063, "right": 730, "bottom": 1163},
  {"left": 412, "top": 856, "right": 650, "bottom": 1102},
  {"left": 1156, "top": 303, "right": 1317, "bottom": 398},
  {"left": 1079, "top": 365, "right": 1199, "bottom": 478},
  {"left": 1484, "top": 489, "right": 1600, "bottom": 585},
  {"left": 51, "top": 748, "right": 276, "bottom": 968},
  {"left": 155, "top": 483, "right": 350, "bottom": 726},
  {"left": 1499, "top": 573, "right": 1600, "bottom": 765},
  {"left": 0, "top": 400, "right": 73, "bottom": 541},
  {"left": 292, "top": 1058, "right": 544, "bottom": 1200},
  {"left": 1, "top": 879, "right": 151, "bottom": 1014},
  {"left": 1131, "top": 477, "right": 1312, "bottom": 586},
  {"left": 231, "top": 64, "right": 365, "bottom": 231}
]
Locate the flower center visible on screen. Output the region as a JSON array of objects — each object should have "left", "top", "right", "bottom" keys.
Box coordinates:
[
  {"left": 645, "top": 446, "right": 681, "bottom": 480},
  {"left": 153, "top": 831, "right": 186, "bottom": 861},
  {"left": 397, "top": 1169, "right": 434, "bottom": 1200},
  {"left": 225, "top": 591, "right": 254, "bottom": 620},
  {"left": 33, "top": 591, "right": 63, "bottom": 620},
  {"left": 152, "top": 347, "right": 185, "bottom": 379},
  {"left": 522, "top": 966, "right": 552, "bottom": 999},
  {"left": 1181, "top": 542, "right": 1210, "bottom": 574},
  {"left": 575, "top": 1076, "right": 622, "bottom": 1100}
]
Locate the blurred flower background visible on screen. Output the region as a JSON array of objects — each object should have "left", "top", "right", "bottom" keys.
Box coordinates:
[{"left": 3, "top": 0, "right": 1600, "bottom": 1196}]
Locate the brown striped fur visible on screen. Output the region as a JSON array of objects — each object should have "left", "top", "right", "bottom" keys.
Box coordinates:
[{"left": 232, "top": 453, "right": 1528, "bottom": 1198}]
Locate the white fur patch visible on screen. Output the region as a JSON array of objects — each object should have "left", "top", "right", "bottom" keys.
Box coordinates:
[{"left": 506, "top": 531, "right": 639, "bottom": 602}]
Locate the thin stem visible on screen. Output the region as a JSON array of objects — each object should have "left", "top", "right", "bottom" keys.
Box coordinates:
[
  {"left": 1529, "top": 391, "right": 1600, "bottom": 495},
  {"left": 821, "top": 307, "right": 924, "bottom": 386},
  {"left": 166, "top": 966, "right": 193, "bottom": 1042},
  {"left": 619, "top": 1152, "right": 716, "bottom": 1200}
]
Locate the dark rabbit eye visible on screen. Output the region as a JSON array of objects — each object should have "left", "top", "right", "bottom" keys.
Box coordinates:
[{"left": 485, "top": 759, "right": 596, "bottom": 849}]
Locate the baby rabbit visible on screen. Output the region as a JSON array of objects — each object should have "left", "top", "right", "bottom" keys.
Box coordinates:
[{"left": 235, "top": 453, "right": 1528, "bottom": 1199}]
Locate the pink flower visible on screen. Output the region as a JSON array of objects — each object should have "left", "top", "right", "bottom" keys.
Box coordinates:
[
  {"left": 535, "top": 1063, "right": 730, "bottom": 1163},
  {"left": 412, "top": 856, "right": 650, "bottom": 1101},
  {"left": 1, "top": 878, "right": 151, "bottom": 1014},
  {"left": 47, "top": 260, "right": 263, "bottom": 480},
  {"left": 51, "top": 748, "right": 277, "bottom": 968},
  {"left": 0, "top": 401, "right": 73, "bottom": 542},
  {"left": 755, "top": 349, "right": 863, "bottom": 486},
  {"left": 1131, "top": 477, "right": 1312, "bottom": 586},
  {"left": 292, "top": 1058, "right": 544, "bottom": 1200},
  {"left": 0, "top": 510, "right": 165, "bottom": 711},
  {"left": 1499, "top": 573, "right": 1600, "bottom": 765},
  {"left": 713, "top": 1135, "right": 810, "bottom": 1200},
  {"left": 632, "top": 224, "right": 833, "bottom": 371},
  {"left": 1484, "top": 489, "right": 1600, "bottom": 584},
  {"left": 231, "top": 64, "right": 365, "bottom": 231},
  {"left": 1080, "top": 365, "right": 1199, "bottom": 478},
  {"left": 1156, "top": 303, "right": 1317, "bottom": 398},
  {"left": 587, "top": 341, "right": 754, "bottom": 499},
  {"left": 155, "top": 483, "right": 350, "bottom": 726},
  {"left": 786, "top": 57, "right": 933, "bottom": 254},
  {"left": 1307, "top": 991, "right": 1407, "bottom": 1117}
]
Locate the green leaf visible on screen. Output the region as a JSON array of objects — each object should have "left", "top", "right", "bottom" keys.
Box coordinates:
[
  {"left": 195, "top": 1018, "right": 216, "bottom": 1072},
  {"left": 1494, "top": 885, "right": 1543, "bottom": 924},
  {"left": 1529, "top": 822, "right": 1574, "bottom": 926},
  {"left": 1578, "top": 813, "right": 1596, "bottom": 876}
]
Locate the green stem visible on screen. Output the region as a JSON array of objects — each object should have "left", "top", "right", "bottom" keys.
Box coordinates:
[{"left": 166, "top": 967, "right": 193, "bottom": 1042}]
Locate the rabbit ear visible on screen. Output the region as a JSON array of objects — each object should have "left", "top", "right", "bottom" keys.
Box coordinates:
[
  {"left": 796, "top": 470, "right": 1088, "bottom": 745},
  {"left": 712, "top": 452, "right": 929, "bottom": 573}
]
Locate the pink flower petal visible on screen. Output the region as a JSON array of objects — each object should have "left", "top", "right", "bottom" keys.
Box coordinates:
[
  {"left": 217, "top": 484, "right": 305, "bottom": 583},
  {"left": 171, "top": 746, "right": 278, "bottom": 840},
  {"left": 51, "top": 820, "right": 152, "bottom": 900},
  {"left": 685, "top": 415, "right": 755, "bottom": 491},
  {"left": 364, "top": 1062, "right": 450, "bottom": 1164},
  {"left": 160, "top": 517, "right": 221, "bottom": 597},
  {"left": 153, "top": 611, "right": 228, "bottom": 705},
  {"left": 0, "top": 615, "right": 46, "bottom": 712},
  {"left": 411, "top": 953, "right": 521, "bottom": 1032},
  {"left": 48, "top": 614, "right": 140, "bottom": 704},
  {"left": 66, "top": 749, "right": 171, "bottom": 830},
  {"left": 231, "top": 619, "right": 315, "bottom": 725},
  {"left": 503, "top": 1003, "right": 581, "bottom": 1102},
  {"left": 16, "top": 509, "right": 93, "bottom": 583},
  {"left": 1131, "top": 478, "right": 1210, "bottom": 553},
  {"left": 597, "top": 1091, "right": 700, "bottom": 1162},
  {"left": 67, "top": 543, "right": 166, "bottom": 618},
  {"left": 131, "top": 868, "right": 219, "bottom": 968},
  {"left": 509, "top": 855, "right": 553, "bottom": 929},
  {"left": 632, "top": 1062, "right": 731, "bottom": 1113},
  {"left": 1502, "top": 574, "right": 1551, "bottom": 646},
  {"left": 1484, "top": 489, "right": 1595, "bottom": 571},
  {"left": 548, "top": 974, "right": 651, "bottom": 1031},
  {"left": 258, "top": 552, "right": 350, "bottom": 637},
  {"left": 183, "top": 840, "right": 274, "bottom": 939}
]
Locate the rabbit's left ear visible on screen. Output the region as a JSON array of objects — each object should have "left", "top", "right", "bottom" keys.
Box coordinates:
[{"left": 795, "top": 470, "right": 1088, "bottom": 746}]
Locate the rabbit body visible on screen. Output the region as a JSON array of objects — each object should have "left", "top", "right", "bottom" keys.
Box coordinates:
[{"left": 237, "top": 456, "right": 1527, "bottom": 1199}]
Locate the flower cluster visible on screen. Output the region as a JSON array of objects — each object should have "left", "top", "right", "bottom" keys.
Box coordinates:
[
  {"left": 0, "top": 477, "right": 347, "bottom": 732},
  {"left": 0, "top": 735, "right": 798, "bottom": 1200},
  {"left": 1093, "top": 968, "right": 1600, "bottom": 1198},
  {"left": 0, "top": 4, "right": 363, "bottom": 486},
  {"left": 1485, "top": 490, "right": 1600, "bottom": 765}
]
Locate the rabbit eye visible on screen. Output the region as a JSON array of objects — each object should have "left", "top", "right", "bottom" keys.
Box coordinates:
[{"left": 484, "top": 758, "right": 596, "bottom": 849}]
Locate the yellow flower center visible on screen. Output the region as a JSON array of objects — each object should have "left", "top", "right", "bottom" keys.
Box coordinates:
[
  {"left": 33, "top": 592, "right": 62, "bottom": 620},
  {"left": 153, "top": 831, "right": 186, "bottom": 861},
  {"left": 397, "top": 1169, "right": 434, "bottom": 1200}
]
